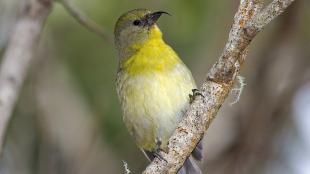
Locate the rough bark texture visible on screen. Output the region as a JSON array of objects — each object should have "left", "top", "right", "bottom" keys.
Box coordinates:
[
  {"left": 0, "top": 0, "right": 52, "bottom": 155},
  {"left": 143, "top": 0, "right": 295, "bottom": 173}
]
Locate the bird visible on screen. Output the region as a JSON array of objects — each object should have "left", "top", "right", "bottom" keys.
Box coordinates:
[{"left": 115, "top": 9, "right": 203, "bottom": 174}]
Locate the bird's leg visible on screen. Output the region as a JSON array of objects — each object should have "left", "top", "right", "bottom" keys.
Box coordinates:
[
  {"left": 189, "top": 89, "right": 204, "bottom": 103},
  {"left": 153, "top": 138, "right": 167, "bottom": 162},
  {"left": 156, "top": 137, "right": 162, "bottom": 148}
]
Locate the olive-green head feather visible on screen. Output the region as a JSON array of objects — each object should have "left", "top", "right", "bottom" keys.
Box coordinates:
[{"left": 114, "top": 9, "right": 169, "bottom": 59}]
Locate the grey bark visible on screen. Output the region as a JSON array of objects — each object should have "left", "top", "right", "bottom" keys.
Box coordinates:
[
  {"left": 143, "top": 0, "right": 295, "bottom": 173},
  {"left": 0, "top": 0, "right": 52, "bottom": 155}
]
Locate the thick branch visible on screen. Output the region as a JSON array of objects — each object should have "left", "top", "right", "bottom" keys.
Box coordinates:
[
  {"left": 58, "top": 0, "right": 113, "bottom": 43},
  {"left": 143, "top": 0, "right": 294, "bottom": 173},
  {"left": 0, "top": 0, "right": 52, "bottom": 155},
  {"left": 250, "top": 0, "right": 295, "bottom": 30}
]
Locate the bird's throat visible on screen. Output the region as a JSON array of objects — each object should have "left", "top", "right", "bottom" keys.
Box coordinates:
[
  {"left": 119, "top": 27, "right": 179, "bottom": 75},
  {"left": 118, "top": 25, "right": 163, "bottom": 58}
]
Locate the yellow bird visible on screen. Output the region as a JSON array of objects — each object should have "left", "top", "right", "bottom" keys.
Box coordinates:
[{"left": 115, "top": 9, "right": 202, "bottom": 174}]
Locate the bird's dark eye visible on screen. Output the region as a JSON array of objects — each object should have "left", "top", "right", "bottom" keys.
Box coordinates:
[{"left": 133, "top": 20, "right": 141, "bottom": 26}]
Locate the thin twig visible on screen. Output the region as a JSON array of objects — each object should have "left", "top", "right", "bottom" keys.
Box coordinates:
[
  {"left": 143, "top": 0, "right": 295, "bottom": 173},
  {"left": 0, "top": 0, "right": 52, "bottom": 156},
  {"left": 122, "top": 160, "right": 131, "bottom": 174},
  {"left": 58, "top": 0, "right": 113, "bottom": 43}
]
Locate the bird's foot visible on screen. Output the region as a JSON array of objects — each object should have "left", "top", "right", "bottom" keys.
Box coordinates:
[
  {"left": 189, "top": 89, "right": 204, "bottom": 103},
  {"left": 154, "top": 138, "right": 167, "bottom": 162},
  {"left": 153, "top": 149, "right": 167, "bottom": 162}
]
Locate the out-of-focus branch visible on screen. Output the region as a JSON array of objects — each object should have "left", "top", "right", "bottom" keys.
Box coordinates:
[
  {"left": 0, "top": 0, "right": 52, "bottom": 155},
  {"left": 143, "top": 0, "right": 294, "bottom": 173},
  {"left": 58, "top": 0, "right": 113, "bottom": 43}
]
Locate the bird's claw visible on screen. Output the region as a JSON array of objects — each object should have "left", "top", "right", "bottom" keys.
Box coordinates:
[
  {"left": 153, "top": 149, "right": 167, "bottom": 162},
  {"left": 189, "top": 89, "right": 204, "bottom": 103},
  {"left": 153, "top": 138, "right": 167, "bottom": 162}
]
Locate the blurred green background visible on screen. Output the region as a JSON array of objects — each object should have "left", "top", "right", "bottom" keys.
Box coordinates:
[{"left": 0, "top": 0, "right": 310, "bottom": 174}]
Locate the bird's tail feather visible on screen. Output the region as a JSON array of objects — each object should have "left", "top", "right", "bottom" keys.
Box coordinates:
[
  {"left": 192, "top": 139, "right": 203, "bottom": 161},
  {"left": 142, "top": 139, "right": 204, "bottom": 174},
  {"left": 177, "top": 156, "right": 202, "bottom": 174},
  {"left": 177, "top": 139, "right": 203, "bottom": 174}
]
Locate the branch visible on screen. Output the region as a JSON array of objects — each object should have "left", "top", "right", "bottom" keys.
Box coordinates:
[
  {"left": 248, "top": 0, "right": 295, "bottom": 32},
  {"left": 143, "top": 0, "right": 295, "bottom": 173},
  {"left": 0, "top": 0, "right": 52, "bottom": 155},
  {"left": 0, "top": 0, "right": 112, "bottom": 157},
  {"left": 57, "top": 0, "right": 113, "bottom": 43}
]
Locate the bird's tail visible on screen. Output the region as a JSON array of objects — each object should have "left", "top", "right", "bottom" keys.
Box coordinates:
[
  {"left": 142, "top": 140, "right": 203, "bottom": 174},
  {"left": 177, "top": 140, "right": 203, "bottom": 174},
  {"left": 177, "top": 156, "right": 202, "bottom": 174}
]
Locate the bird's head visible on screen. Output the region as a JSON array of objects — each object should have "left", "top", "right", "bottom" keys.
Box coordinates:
[{"left": 114, "top": 9, "right": 169, "bottom": 59}]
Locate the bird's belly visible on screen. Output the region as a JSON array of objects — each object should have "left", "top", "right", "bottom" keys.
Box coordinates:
[{"left": 116, "top": 66, "right": 195, "bottom": 151}]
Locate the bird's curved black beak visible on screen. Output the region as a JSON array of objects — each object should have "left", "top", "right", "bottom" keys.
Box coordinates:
[{"left": 145, "top": 11, "right": 170, "bottom": 26}]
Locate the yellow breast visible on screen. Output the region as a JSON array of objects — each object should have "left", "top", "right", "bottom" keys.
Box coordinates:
[{"left": 116, "top": 28, "right": 196, "bottom": 151}]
